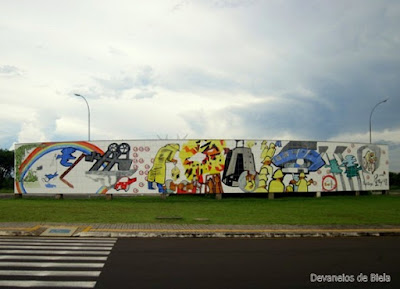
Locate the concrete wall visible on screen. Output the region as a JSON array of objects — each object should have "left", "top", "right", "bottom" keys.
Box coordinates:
[{"left": 15, "top": 139, "right": 389, "bottom": 195}]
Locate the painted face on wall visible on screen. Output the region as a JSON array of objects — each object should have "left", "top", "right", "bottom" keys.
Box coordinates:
[
  {"left": 365, "top": 151, "right": 377, "bottom": 164},
  {"left": 171, "top": 166, "right": 180, "bottom": 182}
]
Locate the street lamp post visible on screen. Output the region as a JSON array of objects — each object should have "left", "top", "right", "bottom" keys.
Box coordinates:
[
  {"left": 74, "top": 94, "right": 91, "bottom": 141},
  {"left": 369, "top": 98, "right": 389, "bottom": 143}
]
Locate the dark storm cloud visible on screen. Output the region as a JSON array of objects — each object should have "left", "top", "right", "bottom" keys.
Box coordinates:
[
  {"left": 213, "top": 0, "right": 400, "bottom": 141},
  {"left": 227, "top": 77, "right": 399, "bottom": 142},
  {"left": 225, "top": 97, "right": 334, "bottom": 140}
]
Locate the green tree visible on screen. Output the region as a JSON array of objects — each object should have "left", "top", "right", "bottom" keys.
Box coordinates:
[
  {"left": 389, "top": 172, "right": 400, "bottom": 188},
  {"left": 0, "top": 149, "right": 14, "bottom": 189}
]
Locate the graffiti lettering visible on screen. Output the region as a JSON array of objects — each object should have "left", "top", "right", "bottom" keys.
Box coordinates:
[{"left": 374, "top": 174, "right": 388, "bottom": 187}]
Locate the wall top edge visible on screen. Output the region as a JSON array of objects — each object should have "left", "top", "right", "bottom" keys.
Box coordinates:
[{"left": 14, "top": 138, "right": 389, "bottom": 147}]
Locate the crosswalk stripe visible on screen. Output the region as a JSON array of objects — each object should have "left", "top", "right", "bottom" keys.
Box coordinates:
[
  {"left": 0, "top": 238, "right": 116, "bottom": 243},
  {"left": 0, "top": 270, "right": 101, "bottom": 277},
  {"left": 0, "top": 280, "right": 96, "bottom": 288},
  {"left": 0, "top": 237, "right": 116, "bottom": 288},
  {"left": 0, "top": 255, "right": 107, "bottom": 261},
  {"left": 0, "top": 245, "right": 113, "bottom": 250},
  {"left": 0, "top": 262, "right": 105, "bottom": 268},
  {"left": 0, "top": 241, "right": 114, "bottom": 246},
  {"left": 0, "top": 250, "right": 111, "bottom": 255}
]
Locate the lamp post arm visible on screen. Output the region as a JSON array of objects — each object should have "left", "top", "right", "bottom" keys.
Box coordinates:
[
  {"left": 369, "top": 98, "right": 388, "bottom": 144},
  {"left": 74, "top": 94, "right": 91, "bottom": 141}
]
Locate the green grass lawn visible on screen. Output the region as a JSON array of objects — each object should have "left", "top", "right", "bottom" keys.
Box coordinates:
[{"left": 0, "top": 195, "right": 399, "bottom": 225}]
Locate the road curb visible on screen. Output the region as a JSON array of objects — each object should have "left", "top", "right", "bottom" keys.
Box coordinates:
[
  {"left": 73, "top": 230, "right": 400, "bottom": 238},
  {"left": 0, "top": 231, "right": 36, "bottom": 237},
  {"left": 1, "top": 223, "right": 400, "bottom": 238}
]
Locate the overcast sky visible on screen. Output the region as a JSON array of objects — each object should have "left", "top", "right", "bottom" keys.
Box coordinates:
[{"left": 1, "top": 0, "right": 400, "bottom": 172}]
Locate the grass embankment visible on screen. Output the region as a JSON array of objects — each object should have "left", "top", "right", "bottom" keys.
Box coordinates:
[{"left": 0, "top": 195, "right": 399, "bottom": 225}]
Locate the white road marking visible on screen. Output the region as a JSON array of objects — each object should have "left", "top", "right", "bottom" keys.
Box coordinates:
[
  {"left": 0, "top": 245, "right": 112, "bottom": 250},
  {"left": 0, "top": 270, "right": 101, "bottom": 277},
  {"left": 0, "top": 241, "right": 114, "bottom": 246},
  {"left": 0, "top": 237, "right": 116, "bottom": 288},
  {"left": 0, "top": 250, "right": 111, "bottom": 255},
  {"left": 0, "top": 261, "right": 105, "bottom": 268},
  {"left": 0, "top": 255, "right": 107, "bottom": 261},
  {"left": 0, "top": 280, "right": 96, "bottom": 288},
  {"left": 0, "top": 238, "right": 116, "bottom": 243}
]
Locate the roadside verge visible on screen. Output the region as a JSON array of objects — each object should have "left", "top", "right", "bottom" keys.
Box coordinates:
[{"left": 1, "top": 223, "right": 400, "bottom": 238}]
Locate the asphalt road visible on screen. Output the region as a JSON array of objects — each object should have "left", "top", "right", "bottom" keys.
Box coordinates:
[{"left": 96, "top": 237, "right": 400, "bottom": 289}]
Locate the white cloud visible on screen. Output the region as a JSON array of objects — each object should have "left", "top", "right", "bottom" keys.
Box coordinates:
[
  {"left": 55, "top": 116, "right": 90, "bottom": 141},
  {"left": 17, "top": 113, "right": 47, "bottom": 144},
  {"left": 0, "top": 104, "right": 34, "bottom": 123}
]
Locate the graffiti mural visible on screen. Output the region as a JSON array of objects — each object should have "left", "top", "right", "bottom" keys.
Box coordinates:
[
  {"left": 148, "top": 143, "right": 180, "bottom": 193},
  {"left": 14, "top": 140, "right": 390, "bottom": 195},
  {"left": 178, "top": 140, "right": 226, "bottom": 194}
]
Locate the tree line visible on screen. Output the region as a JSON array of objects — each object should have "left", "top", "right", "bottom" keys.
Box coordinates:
[
  {"left": 0, "top": 149, "right": 14, "bottom": 189},
  {"left": 389, "top": 172, "right": 400, "bottom": 188},
  {"left": 1, "top": 148, "right": 400, "bottom": 190}
]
